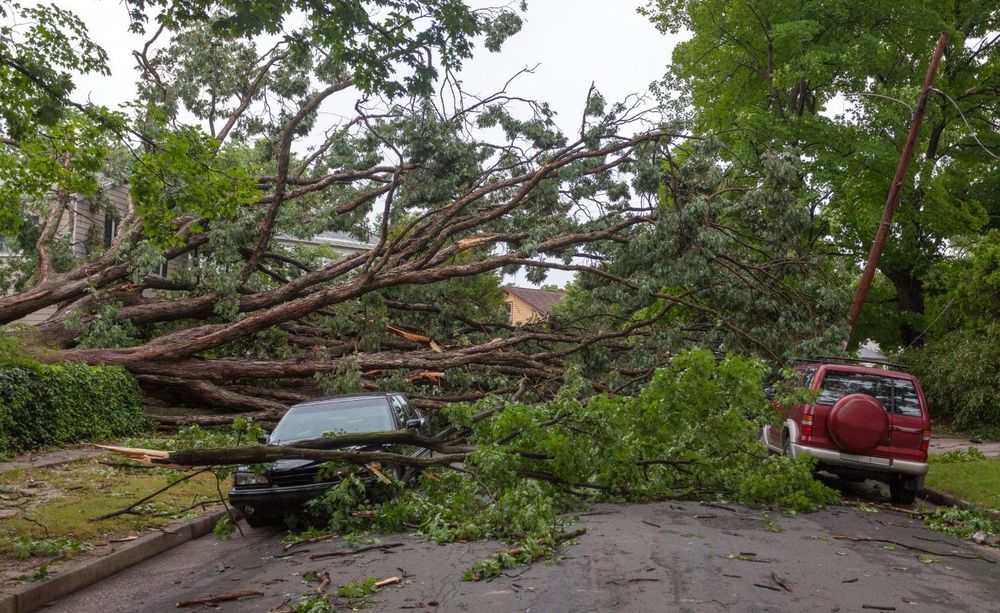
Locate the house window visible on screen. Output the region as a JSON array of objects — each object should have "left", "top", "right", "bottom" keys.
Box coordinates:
[{"left": 103, "top": 214, "right": 118, "bottom": 248}]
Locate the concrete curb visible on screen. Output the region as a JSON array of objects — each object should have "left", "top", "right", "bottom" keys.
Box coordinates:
[
  {"left": 921, "top": 487, "right": 1000, "bottom": 521},
  {"left": 0, "top": 508, "right": 227, "bottom": 613}
]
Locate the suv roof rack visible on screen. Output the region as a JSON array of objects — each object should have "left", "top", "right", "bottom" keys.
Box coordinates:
[{"left": 794, "top": 355, "right": 909, "bottom": 372}]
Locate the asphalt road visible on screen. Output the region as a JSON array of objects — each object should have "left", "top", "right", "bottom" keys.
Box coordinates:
[{"left": 49, "top": 499, "right": 998, "bottom": 613}]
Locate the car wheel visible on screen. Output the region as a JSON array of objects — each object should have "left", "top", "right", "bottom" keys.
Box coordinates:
[{"left": 889, "top": 478, "right": 917, "bottom": 504}]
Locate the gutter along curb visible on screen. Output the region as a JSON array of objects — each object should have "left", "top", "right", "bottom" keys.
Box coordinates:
[
  {"left": 921, "top": 487, "right": 1000, "bottom": 522},
  {"left": 0, "top": 508, "right": 227, "bottom": 613}
]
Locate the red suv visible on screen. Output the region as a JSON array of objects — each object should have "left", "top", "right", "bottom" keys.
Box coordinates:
[{"left": 762, "top": 358, "right": 931, "bottom": 503}]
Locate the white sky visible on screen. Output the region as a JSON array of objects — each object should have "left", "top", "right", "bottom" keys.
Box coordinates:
[
  {"left": 64, "top": 1, "right": 681, "bottom": 133},
  {"left": 47, "top": 1, "right": 686, "bottom": 287}
]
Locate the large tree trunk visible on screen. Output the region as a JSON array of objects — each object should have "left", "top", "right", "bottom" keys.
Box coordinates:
[{"left": 883, "top": 265, "right": 926, "bottom": 347}]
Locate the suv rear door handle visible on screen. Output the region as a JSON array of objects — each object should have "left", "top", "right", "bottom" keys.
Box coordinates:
[{"left": 890, "top": 425, "right": 921, "bottom": 434}]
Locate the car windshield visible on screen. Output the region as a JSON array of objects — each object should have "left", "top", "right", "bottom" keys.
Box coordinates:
[
  {"left": 269, "top": 398, "right": 394, "bottom": 444},
  {"left": 816, "top": 371, "right": 922, "bottom": 417}
]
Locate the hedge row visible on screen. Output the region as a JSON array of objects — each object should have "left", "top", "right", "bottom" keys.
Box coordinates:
[{"left": 0, "top": 363, "right": 153, "bottom": 455}]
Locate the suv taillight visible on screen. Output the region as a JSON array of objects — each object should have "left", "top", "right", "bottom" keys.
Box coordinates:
[
  {"left": 920, "top": 429, "right": 930, "bottom": 452},
  {"left": 801, "top": 413, "right": 814, "bottom": 442}
]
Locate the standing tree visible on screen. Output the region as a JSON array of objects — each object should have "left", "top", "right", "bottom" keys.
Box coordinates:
[{"left": 643, "top": 0, "right": 1000, "bottom": 348}]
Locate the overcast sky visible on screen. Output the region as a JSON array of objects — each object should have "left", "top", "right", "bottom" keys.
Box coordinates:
[
  {"left": 45, "top": 1, "right": 686, "bottom": 287},
  {"left": 63, "top": 1, "right": 682, "bottom": 132}
]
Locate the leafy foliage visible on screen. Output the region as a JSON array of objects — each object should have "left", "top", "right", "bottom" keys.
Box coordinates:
[
  {"left": 0, "top": 534, "right": 92, "bottom": 561},
  {"left": 908, "top": 322, "right": 1000, "bottom": 429},
  {"left": 923, "top": 506, "right": 999, "bottom": 541},
  {"left": 935, "top": 448, "right": 988, "bottom": 464}
]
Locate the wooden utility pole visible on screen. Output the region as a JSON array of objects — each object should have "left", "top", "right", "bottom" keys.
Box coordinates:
[{"left": 846, "top": 31, "right": 949, "bottom": 345}]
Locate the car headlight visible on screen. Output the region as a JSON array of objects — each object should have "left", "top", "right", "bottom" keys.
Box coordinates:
[{"left": 234, "top": 471, "right": 270, "bottom": 486}]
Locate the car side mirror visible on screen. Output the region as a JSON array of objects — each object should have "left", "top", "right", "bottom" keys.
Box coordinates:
[{"left": 405, "top": 418, "right": 424, "bottom": 430}]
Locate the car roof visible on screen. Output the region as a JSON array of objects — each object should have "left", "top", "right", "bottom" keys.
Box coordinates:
[
  {"left": 797, "top": 363, "right": 916, "bottom": 380},
  {"left": 288, "top": 393, "right": 399, "bottom": 410}
]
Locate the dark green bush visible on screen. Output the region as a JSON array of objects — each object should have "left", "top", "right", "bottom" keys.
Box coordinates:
[
  {"left": 0, "top": 362, "right": 153, "bottom": 455},
  {"left": 908, "top": 322, "right": 1000, "bottom": 430}
]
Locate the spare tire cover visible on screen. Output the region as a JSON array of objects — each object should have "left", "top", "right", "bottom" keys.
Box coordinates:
[{"left": 827, "top": 393, "right": 888, "bottom": 454}]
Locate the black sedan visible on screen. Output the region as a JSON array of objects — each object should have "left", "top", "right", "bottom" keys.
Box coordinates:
[{"left": 229, "top": 393, "right": 430, "bottom": 526}]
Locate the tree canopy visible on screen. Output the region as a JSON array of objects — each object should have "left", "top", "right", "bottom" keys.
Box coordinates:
[
  {"left": 4, "top": 0, "right": 995, "bottom": 423},
  {"left": 643, "top": 0, "right": 1000, "bottom": 347}
]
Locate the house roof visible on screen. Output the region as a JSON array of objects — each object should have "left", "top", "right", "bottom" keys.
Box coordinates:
[{"left": 505, "top": 286, "right": 566, "bottom": 314}]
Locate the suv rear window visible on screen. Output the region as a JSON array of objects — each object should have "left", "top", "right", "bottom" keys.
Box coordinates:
[{"left": 817, "top": 371, "right": 923, "bottom": 417}]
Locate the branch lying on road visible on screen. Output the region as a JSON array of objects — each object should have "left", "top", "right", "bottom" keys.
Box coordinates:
[
  {"left": 832, "top": 535, "right": 995, "bottom": 562},
  {"left": 176, "top": 590, "right": 264, "bottom": 608}
]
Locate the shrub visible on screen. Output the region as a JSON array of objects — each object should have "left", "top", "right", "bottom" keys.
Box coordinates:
[
  {"left": 0, "top": 362, "right": 152, "bottom": 454},
  {"left": 908, "top": 322, "right": 1000, "bottom": 430}
]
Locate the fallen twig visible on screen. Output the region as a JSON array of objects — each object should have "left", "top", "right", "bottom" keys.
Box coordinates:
[
  {"left": 861, "top": 606, "right": 896, "bottom": 611},
  {"left": 832, "top": 535, "right": 994, "bottom": 562},
  {"left": 702, "top": 502, "right": 739, "bottom": 512},
  {"left": 93, "top": 468, "right": 211, "bottom": 521},
  {"left": 375, "top": 576, "right": 401, "bottom": 588},
  {"left": 769, "top": 572, "right": 792, "bottom": 592},
  {"left": 284, "top": 532, "right": 338, "bottom": 551},
  {"left": 753, "top": 583, "right": 782, "bottom": 592},
  {"left": 309, "top": 542, "right": 404, "bottom": 560},
  {"left": 176, "top": 590, "right": 264, "bottom": 607},
  {"left": 316, "top": 571, "right": 330, "bottom": 594}
]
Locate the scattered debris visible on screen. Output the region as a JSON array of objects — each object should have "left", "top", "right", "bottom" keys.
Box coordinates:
[
  {"left": 175, "top": 589, "right": 264, "bottom": 608},
  {"left": 375, "top": 576, "right": 401, "bottom": 588},
  {"left": 309, "top": 542, "right": 404, "bottom": 560},
  {"left": 832, "top": 535, "right": 993, "bottom": 562},
  {"left": 769, "top": 572, "right": 792, "bottom": 592},
  {"left": 753, "top": 583, "right": 782, "bottom": 592},
  {"left": 284, "top": 533, "right": 338, "bottom": 551}
]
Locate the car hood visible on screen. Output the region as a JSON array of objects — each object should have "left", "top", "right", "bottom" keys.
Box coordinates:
[{"left": 265, "top": 443, "right": 384, "bottom": 475}]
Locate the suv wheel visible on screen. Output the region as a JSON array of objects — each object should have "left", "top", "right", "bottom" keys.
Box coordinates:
[{"left": 889, "top": 477, "right": 917, "bottom": 504}]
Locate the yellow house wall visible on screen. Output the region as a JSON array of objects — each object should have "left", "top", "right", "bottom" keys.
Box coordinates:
[{"left": 504, "top": 293, "right": 542, "bottom": 325}]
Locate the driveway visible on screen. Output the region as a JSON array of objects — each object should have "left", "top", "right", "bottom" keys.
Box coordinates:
[{"left": 49, "top": 501, "right": 998, "bottom": 612}]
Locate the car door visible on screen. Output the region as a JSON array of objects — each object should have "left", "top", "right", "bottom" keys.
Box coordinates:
[{"left": 886, "top": 378, "right": 928, "bottom": 463}]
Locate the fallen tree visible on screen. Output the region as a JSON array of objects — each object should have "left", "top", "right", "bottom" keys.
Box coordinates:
[
  {"left": 1, "top": 1, "right": 848, "bottom": 427},
  {"left": 102, "top": 350, "right": 840, "bottom": 583}
]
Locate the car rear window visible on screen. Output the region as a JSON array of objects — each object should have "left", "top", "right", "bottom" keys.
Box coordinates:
[
  {"left": 816, "top": 371, "right": 923, "bottom": 417},
  {"left": 270, "top": 398, "right": 394, "bottom": 444}
]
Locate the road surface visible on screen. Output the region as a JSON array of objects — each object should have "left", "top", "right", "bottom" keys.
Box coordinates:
[{"left": 49, "top": 500, "right": 998, "bottom": 612}]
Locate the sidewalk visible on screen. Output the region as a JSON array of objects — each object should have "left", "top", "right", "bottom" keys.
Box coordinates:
[{"left": 0, "top": 447, "right": 103, "bottom": 474}]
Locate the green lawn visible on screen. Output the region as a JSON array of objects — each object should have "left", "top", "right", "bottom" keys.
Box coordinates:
[
  {"left": 0, "top": 455, "right": 223, "bottom": 585},
  {"left": 926, "top": 457, "right": 1000, "bottom": 511}
]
